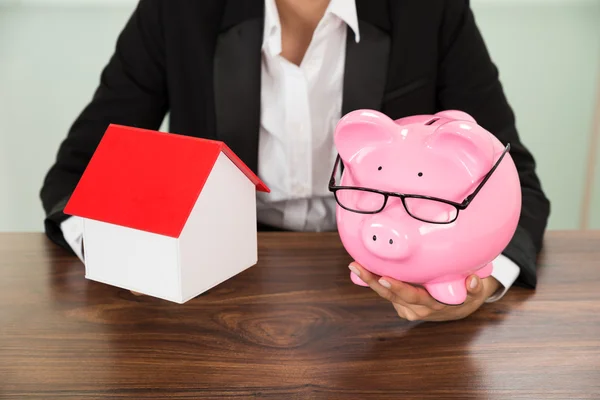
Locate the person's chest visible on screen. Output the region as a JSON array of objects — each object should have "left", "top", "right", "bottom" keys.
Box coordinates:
[
  {"left": 162, "top": 0, "right": 441, "bottom": 173},
  {"left": 258, "top": 10, "right": 349, "bottom": 197}
]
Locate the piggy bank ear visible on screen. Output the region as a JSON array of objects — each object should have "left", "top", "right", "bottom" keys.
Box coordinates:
[
  {"left": 435, "top": 110, "right": 476, "bottom": 123},
  {"left": 334, "top": 110, "right": 397, "bottom": 162},
  {"left": 426, "top": 120, "right": 495, "bottom": 178}
]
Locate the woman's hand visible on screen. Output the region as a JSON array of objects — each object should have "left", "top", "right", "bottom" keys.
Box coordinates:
[{"left": 349, "top": 262, "right": 500, "bottom": 322}]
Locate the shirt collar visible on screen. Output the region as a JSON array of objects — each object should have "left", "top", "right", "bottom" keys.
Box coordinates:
[
  {"left": 328, "top": 0, "right": 360, "bottom": 43},
  {"left": 262, "top": 0, "right": 360, "bottom": 57}
]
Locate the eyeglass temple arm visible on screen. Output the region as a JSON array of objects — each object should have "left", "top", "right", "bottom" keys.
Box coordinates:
[
  {"left": 461, "top": 143, "right": 511, "bottom": 206},
  {"left": 329, "top": 154, "right": 341, "bottom": 187}
]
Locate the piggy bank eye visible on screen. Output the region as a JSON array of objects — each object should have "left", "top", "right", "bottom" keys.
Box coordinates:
[
  {"left": 378, "top": 166, "right": 382, "bottom": 171},
  {"left": 418, "top": 172, "right": 423, "bottom": 177}
]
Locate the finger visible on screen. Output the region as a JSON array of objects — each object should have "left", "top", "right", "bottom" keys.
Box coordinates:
[
  {"left": 399, "top": 302, "right": 439, "bottom": 320},
  {"left": 130, "top": 290, "right": 144, "bottom": 296},
  {"left": 379, "top": 276, "right": 444, "bottom": 309},
  {"left": 349, "top": 263, "right": 442, "bottom": 310},
  {"left": 349, "top": 263, "right": 403, "bottom": 304},
  {"left": 349, "top": 262, "right": 380, "bottom": 283},
  {"left": 392, "top": 303, "right": 419, "bottom": 321}
]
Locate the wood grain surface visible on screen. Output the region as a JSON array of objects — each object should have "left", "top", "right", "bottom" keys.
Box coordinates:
[{"left": 1, "top": 231, "right": 600, "bottom": 399}]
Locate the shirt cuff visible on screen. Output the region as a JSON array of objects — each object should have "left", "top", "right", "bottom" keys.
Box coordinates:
[
  {"left": 60, "top": 216, "right": 85, "bottom": 263},
  {"left": 486, "top": 254, "right": 520, "bottom": 303}
]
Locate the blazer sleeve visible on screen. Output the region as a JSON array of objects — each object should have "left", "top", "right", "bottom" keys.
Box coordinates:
[
  {"left": 435, "top": 1, "right": 551, "bottom": 288},
  {"left": 40, "top": 0, "right": 168, "bottom": 252}
]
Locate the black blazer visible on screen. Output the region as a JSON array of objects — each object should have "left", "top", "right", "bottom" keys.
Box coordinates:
[{"left": 40, "top": 0, "right": 550, "bottom": 289}]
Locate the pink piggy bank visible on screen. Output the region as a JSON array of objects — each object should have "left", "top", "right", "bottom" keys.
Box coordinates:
[{"left": 329, "top": 109, "right": 521, "bottom": 305}]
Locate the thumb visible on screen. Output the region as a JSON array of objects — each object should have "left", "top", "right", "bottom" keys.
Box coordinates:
[{"left": 466, "top": 275, "right": 483, "bottom": 296}]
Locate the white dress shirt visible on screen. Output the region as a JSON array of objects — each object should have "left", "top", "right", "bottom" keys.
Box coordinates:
[{"left": 60, "top": 0, "right": 519, "bottom": 302}]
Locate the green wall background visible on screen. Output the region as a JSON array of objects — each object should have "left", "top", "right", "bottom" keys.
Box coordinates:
[{"left": 471, "top": 0, "right": 600, "bottom": 229}]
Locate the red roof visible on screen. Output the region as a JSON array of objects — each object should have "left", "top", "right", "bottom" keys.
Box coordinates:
[{"left": 64, "top": 124, "right": 269, "bottom": 238}]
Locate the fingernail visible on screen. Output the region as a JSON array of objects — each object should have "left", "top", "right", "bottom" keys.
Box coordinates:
[
  {"left": 379, "top": 279, "right": 391, "bottom": 289},
  {"left": 470, "top": 277, "right": 478, "bottom": 289},
  {"left": 349, "top": 264, "right": 360, "bottom": 276}
]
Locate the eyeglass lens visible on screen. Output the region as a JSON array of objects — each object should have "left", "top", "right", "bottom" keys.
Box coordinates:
[{"left": 335, "top": 188, "right": 458, "bottom": 223}]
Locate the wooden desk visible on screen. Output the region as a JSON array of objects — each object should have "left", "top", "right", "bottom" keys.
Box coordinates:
[{"left": 1, "top": 232, "right": 599, "bottom": 399}]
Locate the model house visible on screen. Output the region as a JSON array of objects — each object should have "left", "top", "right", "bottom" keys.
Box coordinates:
[{"left": 64, "top": 124, "right": 270, "bottom": 303}]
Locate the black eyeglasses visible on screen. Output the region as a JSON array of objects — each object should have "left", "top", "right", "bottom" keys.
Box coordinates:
[{"left": 328, "top": 143, "right": 511, "bottom": 224}]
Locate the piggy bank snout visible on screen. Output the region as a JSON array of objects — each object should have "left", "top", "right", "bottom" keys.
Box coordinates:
[{"left": 362, "top": 216, "right": 411, "bottom": 260}]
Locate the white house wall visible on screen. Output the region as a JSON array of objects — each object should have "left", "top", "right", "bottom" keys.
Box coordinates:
[{"left": 178, "top": 151, "right": 258, "bottom": 302}]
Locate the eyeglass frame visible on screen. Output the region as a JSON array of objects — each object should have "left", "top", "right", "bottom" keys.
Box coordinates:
[{"left": 327, "top": 143, "right": 511, "bottom": 224}]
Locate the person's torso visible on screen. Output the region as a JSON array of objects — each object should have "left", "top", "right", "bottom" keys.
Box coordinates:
[{"left": 158, "top": 0, "right": 442, "bottom": 230}]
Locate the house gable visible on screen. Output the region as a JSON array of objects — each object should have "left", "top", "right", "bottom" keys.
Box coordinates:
[{"left": 178, "top": 152, "right": 258, "bottom": 302}]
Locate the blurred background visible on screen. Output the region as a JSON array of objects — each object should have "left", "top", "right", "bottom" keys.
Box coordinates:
[{"left": 0, "top": 0, "right": 599, "bottom": 232}]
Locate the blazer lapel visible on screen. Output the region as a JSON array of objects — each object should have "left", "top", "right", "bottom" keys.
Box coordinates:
[
  {"left": 213, "top": 0, "right": 392, "bottom": 171},
  {"left": 341, "top": 3, "right": 391, "bottom": 115},
  {"left": 213, "top": 1, "right": 264, "bottom": 174}
]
